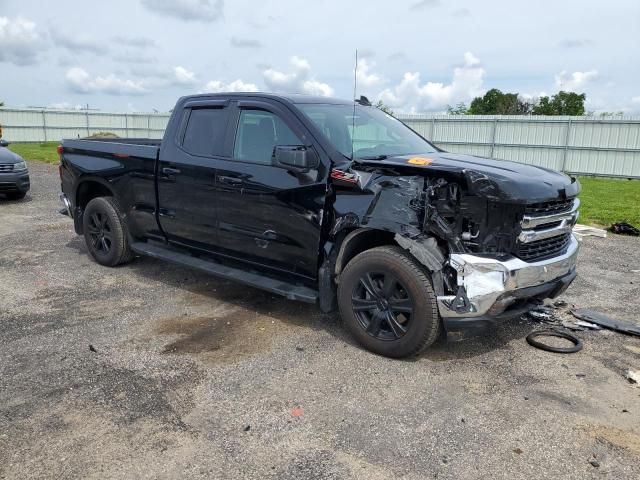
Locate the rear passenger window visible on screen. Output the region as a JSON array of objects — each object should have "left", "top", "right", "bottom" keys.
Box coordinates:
[{"left": 182, "top": 108, "right": 228, "bottom": 156}]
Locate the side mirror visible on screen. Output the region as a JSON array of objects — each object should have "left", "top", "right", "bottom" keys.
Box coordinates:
[
  {"left": 0, "top": 139, "right": 9, "bottom": 148},
  {"left": 273, "top": 145, "right": 318, "bottom": 170}
]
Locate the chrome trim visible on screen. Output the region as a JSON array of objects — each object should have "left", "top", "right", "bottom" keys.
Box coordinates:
[
  {"left": 518, "top": 198, "right": 580, "bottom": 243},
  {"left": 437, "top": 235, "right": 579, "bottom": 318},
  {"left": 59, "top": 193, "right": 73, "bottom": 218}
]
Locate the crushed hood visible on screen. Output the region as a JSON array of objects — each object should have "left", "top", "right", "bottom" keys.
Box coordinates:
[{"left": 352, "top": 152, "right": 580, "bottom": 204}]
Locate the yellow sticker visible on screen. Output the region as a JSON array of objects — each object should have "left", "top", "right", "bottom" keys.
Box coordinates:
[{"left": 407, "top": 157, "right": 433, "bottom": 166}]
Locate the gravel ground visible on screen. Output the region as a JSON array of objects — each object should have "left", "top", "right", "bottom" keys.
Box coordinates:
[{"left": 1, "top": 161, "right": 640, "bottom": 480}]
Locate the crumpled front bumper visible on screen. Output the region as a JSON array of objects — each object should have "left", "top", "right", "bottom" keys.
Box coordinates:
[{"left": 437, "top": 234, "right": 580, "bottom": 329}]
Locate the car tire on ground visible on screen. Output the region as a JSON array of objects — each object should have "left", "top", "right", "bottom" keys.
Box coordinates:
[
  {"left": 82, "top": 196, "right": 134, "bottom": 267},
  {"left": 337, "top": 245, "right": 441, "bottom": 358}
]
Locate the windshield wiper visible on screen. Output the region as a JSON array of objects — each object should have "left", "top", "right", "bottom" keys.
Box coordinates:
[{"left": 358, "top": 154, "right": 388, "bottom": 160}]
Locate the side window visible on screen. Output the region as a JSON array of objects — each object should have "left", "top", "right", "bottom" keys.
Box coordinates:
[
  {"left": 182, "top": 108, "right": 228, "bottom": 156},
  {"left": 233, "top": 109, "right": 302, "bottom": 165}
]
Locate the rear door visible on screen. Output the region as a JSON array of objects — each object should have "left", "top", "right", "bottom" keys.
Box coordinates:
[
  {"left": 213, "top": 100, "right": 327, "bottom": 279},
  {"left": 156, "top": 100, "right": 232, "bottom": 250}
]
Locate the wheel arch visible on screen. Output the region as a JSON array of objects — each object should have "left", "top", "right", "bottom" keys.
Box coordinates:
[{"left": 73, "top": 178, "right": 115, "bottom": 233}]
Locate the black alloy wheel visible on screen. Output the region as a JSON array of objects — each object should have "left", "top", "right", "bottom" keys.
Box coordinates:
[
  {"left": 337, "top": 246, "right": 441, "bottom": 358},
  {"left": 87, "top": 211, "right": 113, "bottom": 255},
  {"left": 352, "top": 271, "right": 414, "bottom": 340}
]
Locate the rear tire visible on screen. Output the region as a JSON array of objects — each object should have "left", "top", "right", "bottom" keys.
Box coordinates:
[
  {"left": 338, "top": 246, "right": 441, "bottom": 358},
  {"left": 83, "top": 197, "right": 134, "bottom": 267}
]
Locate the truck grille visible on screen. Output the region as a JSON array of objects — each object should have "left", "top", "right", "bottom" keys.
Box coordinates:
[
  {"left": 0, "top": 163, "right": 14, "bottom": 172},
  {"left": 524, "top": 199, "right": 574, "bottom": 215},
  {"left": 516, "top": 232, "right": 572, "bottom": 261}
]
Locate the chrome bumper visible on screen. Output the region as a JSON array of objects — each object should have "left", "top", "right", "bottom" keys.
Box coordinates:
[{"left": 437, "top": 234, "right": 580, "bottom": 318}]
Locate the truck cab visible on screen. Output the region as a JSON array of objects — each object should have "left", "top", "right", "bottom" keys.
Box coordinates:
[{"left": 59, "top": 93, "right": 580, "bottom": 358}]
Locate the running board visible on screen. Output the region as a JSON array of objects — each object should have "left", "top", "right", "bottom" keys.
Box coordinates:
[{"left": 131, "top": 241, "right": 318, "bottom": 303}]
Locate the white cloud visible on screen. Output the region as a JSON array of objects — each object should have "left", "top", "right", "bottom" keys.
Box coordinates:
[
  {"left": 378, "top": 52, "right": 485, "bottom": 112},
  {"left": 554, "top": 70, "right": 599, "bottom": 92},
  {"left": 202, "top": 79, "right": 259, "bottom": 93},
  {"left": 172, "top": 66, "right": 197, "bottom": 85},
  {"left": 262, "top": 56, "right": 334, "bottom": 97},
  {"left": 356, "top": 58, "right": 384, "bottom": 91},
  {"left": 633, "top": 96, "right": 640, "bottom": 104},
  {"left": 50, "top": 28, "right": 107, "bottom": 55},
  {"left": 66, "top": 67, "right": 148, "bottom": 95},
  {"left": 141, "top": 0, "right": 224, "bottom": 22},
  {"left": 47, "top": 102, "right": 84, "bottom": 110},
  {"left": 0, "top": 16, "right": 44, "bottom": 65}
]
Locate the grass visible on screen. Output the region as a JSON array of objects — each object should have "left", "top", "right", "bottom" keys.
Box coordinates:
[
  {"left": 577, "top": 177, "right": 640, "bottom": 227},
  {"left": 9, "top": 142, "right": 60, "bottom": 164},
  {"left": 7, "top": 142, "right": 640, "bottom": 228}
]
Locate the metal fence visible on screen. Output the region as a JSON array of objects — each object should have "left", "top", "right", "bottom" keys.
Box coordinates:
[
  {"left": 1, "top": 107, "right": 639, "bottom": 178},
  {"left": 0, "top": 108, "right": 170, "bottom": 142}
]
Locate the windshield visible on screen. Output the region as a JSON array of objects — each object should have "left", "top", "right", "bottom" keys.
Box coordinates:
[{"left": 297, "top": 103, "right": 438, "bottom": 159}]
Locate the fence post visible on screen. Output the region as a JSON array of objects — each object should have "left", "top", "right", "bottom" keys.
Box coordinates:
[
  {"left": 431, "top": 117, "right": 436, "bottom": 141},
  {"left": 85, "top": 110, "right": 90, "bottom": 137},
  {"left": 561, "top": 119, "right": 573, "bottom": 172},
  {"left": 147, "top": 114, "right": 151, "bottom": 138},
  {"left": 41, "top": 110, "right": 47, "bottom": 142},
  {"left": 490, "top": 118, "right": 498, "bottom": 158},
  {"left": 125, "top": 114, "right": 129, "bottom": 138}
]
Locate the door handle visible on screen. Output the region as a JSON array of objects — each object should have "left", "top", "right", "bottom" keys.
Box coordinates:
[
  {"left": 162, "top": 167, "right": 181, "bottom": 175},
  {"left": 217, "top": 175, "right": 243, "bottom": 185}
]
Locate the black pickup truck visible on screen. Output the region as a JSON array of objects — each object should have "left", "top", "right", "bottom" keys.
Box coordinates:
[{"left": 59, "top": 93, "right": 580, "bottom": 358}]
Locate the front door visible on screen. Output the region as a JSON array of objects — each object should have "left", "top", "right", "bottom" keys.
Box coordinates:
[
  {"left": 156, "top": 100, "right": 231, "bottom": 251},
  {"left": 214, "top": 101, "right": 327, "bottom": 279}
]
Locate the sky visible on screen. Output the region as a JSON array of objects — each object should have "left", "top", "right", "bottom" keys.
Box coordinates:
[{"left": 1, "top": 0, "right": 639, "bottom": 113}]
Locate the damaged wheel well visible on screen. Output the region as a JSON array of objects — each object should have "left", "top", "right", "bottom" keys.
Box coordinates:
[
  {"left": 334, "top": 228, "right": 396, "bottom": 276},
  {"left": 334, "top": 228, "right": 448, "bottom": 277}
]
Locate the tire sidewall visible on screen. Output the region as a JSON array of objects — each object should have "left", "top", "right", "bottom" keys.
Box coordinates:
[
  {"left": 338, "top": 247, "right": 440, "bottom": 358},
  {"left": 82, "top": 197, "right": 125, "bottom": 267}
]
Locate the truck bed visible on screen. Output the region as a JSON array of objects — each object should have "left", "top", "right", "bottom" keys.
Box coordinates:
[{"left": 62, "top": 138, "right": 160, "bottom": 161}]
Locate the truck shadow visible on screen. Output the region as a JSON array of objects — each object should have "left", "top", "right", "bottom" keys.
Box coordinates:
[{"left": 65, "top": 237, "right": 533, "bottom": 361}]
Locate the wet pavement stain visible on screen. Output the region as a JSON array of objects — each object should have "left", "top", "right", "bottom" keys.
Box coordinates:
[{"left": 156, "top": 310, "right": 279, "bottom": 363}]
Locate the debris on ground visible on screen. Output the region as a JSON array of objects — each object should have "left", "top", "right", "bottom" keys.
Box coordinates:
[
  {"left": 291, "top": 407, "right": 304, "bottom": 418},
  {"left": 573, "top": 320, "right": 602, "bottom": 330},
  {"left": 89, "top": 344, "right": 97, "bottom": 353},
  {"left": 570, "top": 309, "right": 640, "bottom": 337},
  {"left": 526, "top": 329, "right": 583, "bottom": 353},
  {"left": 626, "top": 370, "right": 640, "bottom": 385},
  {"left": 609, "top": 222, "right": 640, "bottom": 236},
  {"left": 573, "top": 224, "right": 607, "bottom": 238}
]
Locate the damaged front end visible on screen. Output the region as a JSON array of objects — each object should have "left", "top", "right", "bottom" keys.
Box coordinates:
[{"left": 331, "top": 156, "right": 581, "bottom": 332}]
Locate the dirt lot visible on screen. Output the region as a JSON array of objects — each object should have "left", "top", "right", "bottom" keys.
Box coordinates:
[{"left": 1, "top": 161, "right": 640, "bottom": 479}]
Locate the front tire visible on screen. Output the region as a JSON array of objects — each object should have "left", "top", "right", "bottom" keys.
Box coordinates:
[
  {"left": 82, "top": 197, "right": 134, "bottom": 267},
  {"left": 338, "top": 246, "right": 441, "bottom": 358}
]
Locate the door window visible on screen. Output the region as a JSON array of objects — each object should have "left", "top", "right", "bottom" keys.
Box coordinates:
[
  {"left": 233, "top": 110, "right": 302, "bottom": 164},
  {"left": 182, "top": 108, "right": 228, "bottom": 156}
]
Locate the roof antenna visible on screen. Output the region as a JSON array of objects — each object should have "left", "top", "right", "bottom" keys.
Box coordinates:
[{"left": 351, "top": 49, "right": 358, "bottom": 160}]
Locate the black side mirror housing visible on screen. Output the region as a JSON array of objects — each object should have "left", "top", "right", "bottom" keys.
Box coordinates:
[
  {"left": 0, "top": 139, "right": 9, "bottom": 148},
  {"left": 273, "top": 145, "right": 318, "bottom": 171}
]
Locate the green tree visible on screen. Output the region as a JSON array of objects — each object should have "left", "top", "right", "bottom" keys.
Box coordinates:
[
  {"left": 468, "top": 88, "right": 533, "bottom": 115},
  {"left": 0, "top": 101, "right": 4, "bottom": 107},
  {"left": 375, "top": 100, "right": 394, "bottom": 117},
  {"left": 446, "top": 102, "right": 469, "bottom": 115},
  {"left": 531, "top": 91, "right": 586, "bottom": 115}
]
